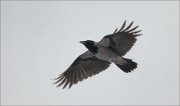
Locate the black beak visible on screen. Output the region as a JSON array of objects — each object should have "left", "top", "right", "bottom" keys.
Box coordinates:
[{"left": 80, "top": 41, "right": 86, "bottom": 44}]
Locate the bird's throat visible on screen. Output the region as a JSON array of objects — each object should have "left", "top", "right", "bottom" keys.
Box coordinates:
[{"left": 85, "top": 45, "right": 98, "bottom": 54}]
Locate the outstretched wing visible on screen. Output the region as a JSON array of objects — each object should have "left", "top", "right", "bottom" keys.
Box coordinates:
[
  {"left": 54, "top": 51, "right": 110, "bottom": 89},
  {"left": 99, "top": 21, "right": 142, "bottom": 56}
]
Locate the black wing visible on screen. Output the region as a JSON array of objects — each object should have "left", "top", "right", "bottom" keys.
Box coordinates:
[
  {"left": 99, "top": 21, "right": 142, "bottom": 56},
  {"left": 54, "top": 51, "right": 110, "bottom": 89}
]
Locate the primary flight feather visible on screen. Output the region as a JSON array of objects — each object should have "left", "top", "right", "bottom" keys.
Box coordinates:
[{"left": 54, "top": 21, "right": 142, "bottom": 89}]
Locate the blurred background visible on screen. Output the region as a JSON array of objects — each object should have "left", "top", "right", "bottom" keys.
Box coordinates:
[{"left": 1, "top": 1, "right": 179, "bottom": 105}]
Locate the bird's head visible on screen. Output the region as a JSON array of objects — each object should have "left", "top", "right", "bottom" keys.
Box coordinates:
[
  {"left": 80, "top": 40, "right": 98, "bottom": 53},
  {"left": 80, "top": 40, "right": 94, "bottom": 46}
]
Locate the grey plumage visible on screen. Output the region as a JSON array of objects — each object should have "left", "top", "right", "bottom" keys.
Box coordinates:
[{"left": 54, "top": 21, "right": 142, "bottom": 89}]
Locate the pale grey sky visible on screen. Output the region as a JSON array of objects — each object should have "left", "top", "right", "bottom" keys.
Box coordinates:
[{"left": 1, "top": 1, "right": 179, "bottom": 105}]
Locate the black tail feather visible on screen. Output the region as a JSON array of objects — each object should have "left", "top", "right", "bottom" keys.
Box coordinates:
[{"left": 115, "top": 58, "right": 137, "bottom": 73}]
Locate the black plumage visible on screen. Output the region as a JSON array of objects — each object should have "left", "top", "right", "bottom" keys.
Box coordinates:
[{"left": 54, "top": 21, "right": 142, "bottom": 89}]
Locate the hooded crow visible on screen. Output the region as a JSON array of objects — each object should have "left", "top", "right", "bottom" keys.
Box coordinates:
[{"left": 54, "top": 21, "right": 142, "bottom": 89}]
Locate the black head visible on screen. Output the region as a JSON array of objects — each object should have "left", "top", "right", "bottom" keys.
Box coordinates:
[{"left": 80, "top": 40, "right": 98, "bottom": 54}]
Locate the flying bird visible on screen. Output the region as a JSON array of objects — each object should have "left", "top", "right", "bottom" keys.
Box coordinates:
[{"left": 54, "top": 21, "right": 142, "bottom": 89}]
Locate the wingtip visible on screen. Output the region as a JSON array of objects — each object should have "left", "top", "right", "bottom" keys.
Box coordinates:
[
  {"left": 119, "top": 20, "right": 126, "bottom": 32},
  {"left": 123, "top": 21, "right": 134, "bottom": 32},
  {"left": 135, "top": 34, "right": 143, "bottom": 37},
  {"left": 113, "top": 28, "right": 118, "bottom": 34}
]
